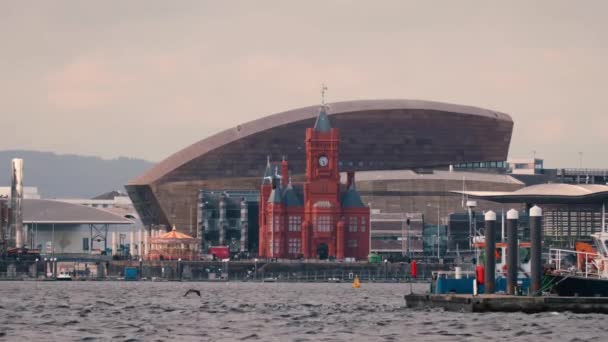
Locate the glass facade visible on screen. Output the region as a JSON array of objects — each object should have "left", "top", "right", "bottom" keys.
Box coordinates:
[{"left": 454, "top": 160, "right": 506, "bottom": 170}]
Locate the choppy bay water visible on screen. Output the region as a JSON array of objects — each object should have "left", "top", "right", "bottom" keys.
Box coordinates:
[{"left": 0, "top": 281, "right": 606, "bottom": 341}]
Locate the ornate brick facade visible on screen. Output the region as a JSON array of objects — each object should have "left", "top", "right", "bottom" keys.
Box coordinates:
[{"left": 258, "top": 107, "right": 370, "bottom": 260}]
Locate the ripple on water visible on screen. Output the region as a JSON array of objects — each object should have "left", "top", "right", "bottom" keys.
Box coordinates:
[{"left": 0, "top": 282, "right": 606, "bottom": 341}]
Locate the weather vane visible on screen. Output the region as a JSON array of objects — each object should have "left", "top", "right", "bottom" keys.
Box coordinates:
[{"left": 321, "top": 83, "right": 328, "bottom": 105}]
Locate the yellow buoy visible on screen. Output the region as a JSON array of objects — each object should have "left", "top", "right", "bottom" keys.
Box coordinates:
[{"left": 352, "top": 275, "right": 360, "bottom": 288}]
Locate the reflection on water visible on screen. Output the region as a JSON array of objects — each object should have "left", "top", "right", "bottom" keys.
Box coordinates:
[{"left": 0, "top": 282, "right": 606, "bottom": 341}]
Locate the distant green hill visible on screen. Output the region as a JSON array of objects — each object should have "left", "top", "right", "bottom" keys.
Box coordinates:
[{"left": 0, "top": 150, "right": 154, "bottom": 198}]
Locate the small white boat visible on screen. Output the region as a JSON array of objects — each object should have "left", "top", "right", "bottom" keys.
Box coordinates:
[{"left": 56, "top": 271, "right": 72, "bottom": 281}]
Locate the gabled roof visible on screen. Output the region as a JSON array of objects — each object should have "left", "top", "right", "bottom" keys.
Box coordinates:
[
  {"left": 268, "top": 185, "right": 283, "bottom": 204},
  {"left": 282, "top": 184, "right": 302, "bottom": 207},
  {"left": 341, "top": 185, "right": 366, "bottom": 208},
  {"left": 313, "top": 107, "right": 332, "bottom": 132},
  {"left": 21, "top": 199, "right": 133, "bottom": 224}
]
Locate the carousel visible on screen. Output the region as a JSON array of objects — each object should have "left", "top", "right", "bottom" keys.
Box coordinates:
[{"left": 148, "top": 226, "right": 200, "bottom": 261}]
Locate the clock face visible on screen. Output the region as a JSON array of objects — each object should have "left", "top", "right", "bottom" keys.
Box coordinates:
[{"left": 318, "top": 156, "right": 329, "bottom": 167}]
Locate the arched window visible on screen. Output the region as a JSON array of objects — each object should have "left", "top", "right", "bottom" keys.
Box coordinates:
[{"left": 316, "top": 216, "right": 332, "bottom": 232}]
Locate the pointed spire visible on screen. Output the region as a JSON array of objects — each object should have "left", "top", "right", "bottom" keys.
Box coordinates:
[
  {"left": 268, "top": 181, "right": 283, "bottom": 204},
  {"left": 274, "top": 165, "right": 281, "bottom": 179},
  {"left": 314, "top": 84, "right": 332, "bottom": 132},
  {"left": 321, "top": 83, "right": 328, "bottom": 106},
  {"left": 314, "top": 106, "right": 332, "bottom": 133},
  {"left": 283, "top": 174, "right": 301, "bottom": 207}
]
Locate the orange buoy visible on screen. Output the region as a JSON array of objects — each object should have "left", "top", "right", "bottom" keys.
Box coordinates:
[{"left": 352, "top": 275, "right": 360, "bottom": 288}]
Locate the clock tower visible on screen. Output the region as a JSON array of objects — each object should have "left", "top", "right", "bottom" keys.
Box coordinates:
[
  {"left": 302, "top": 105, "right": 341, "bottom": 258},
  {"left": 258, "top": 88, "right": 370, "bottom": 261}
]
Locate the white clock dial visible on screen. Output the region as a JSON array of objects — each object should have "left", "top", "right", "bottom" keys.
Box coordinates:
[{"left": 318, "top": 156, "right": 329, "bottom": 167}]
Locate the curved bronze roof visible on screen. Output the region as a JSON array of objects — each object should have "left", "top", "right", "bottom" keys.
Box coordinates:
[{"left": 130, "top": 99, "right": 512, "bottom": 185}]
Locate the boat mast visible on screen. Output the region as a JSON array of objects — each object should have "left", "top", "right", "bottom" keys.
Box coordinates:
[
  {"left": 501, "top": 208, "right": 505, "bottom": 241},
  {"left": 603, "top": 202, "right": 606, "bottom": 233}
]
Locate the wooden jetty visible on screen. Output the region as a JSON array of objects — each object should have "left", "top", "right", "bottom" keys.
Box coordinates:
[{"left": 404, "top": 293, "right": 608, "bottom": 314}]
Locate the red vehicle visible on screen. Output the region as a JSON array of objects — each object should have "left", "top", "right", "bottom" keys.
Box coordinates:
[{"left": 209, "top": 246, "right": 230, "bottom": 260}]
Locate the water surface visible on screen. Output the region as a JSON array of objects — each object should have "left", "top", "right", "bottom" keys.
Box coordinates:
[{"left": 0, "top": 281, "right": 606, "bottom": 341}]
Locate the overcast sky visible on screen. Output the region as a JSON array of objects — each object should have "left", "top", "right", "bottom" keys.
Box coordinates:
[{"left": 1, "top": 1, "right": 607, "bottom": 167}]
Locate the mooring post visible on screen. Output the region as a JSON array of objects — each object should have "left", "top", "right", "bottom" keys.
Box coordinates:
[
  {"left": 484, "top": 210, "right": 496, "bottom": 294},
  {"left": 506, "top": 209, "right": 519, "bottom": 295},
  {"left": 530, "top": 205, "right": 543, "bottom": 296}
]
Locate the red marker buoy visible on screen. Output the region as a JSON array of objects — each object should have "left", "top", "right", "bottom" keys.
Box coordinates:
[
  {"left": 476, "top": 265, "right": 485, "bottom": 285},
  {"left": 410, "top": 260, "right": 417, "bottom": 279}
]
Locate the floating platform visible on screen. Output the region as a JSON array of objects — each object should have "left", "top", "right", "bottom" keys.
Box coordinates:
[{"left": 404, "top": 293, "right": 608, "bottom": 313}]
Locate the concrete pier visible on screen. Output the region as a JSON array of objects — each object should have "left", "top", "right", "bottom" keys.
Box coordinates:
[{"left": 404, "top": 293, "right": 608, "bottom": 313}]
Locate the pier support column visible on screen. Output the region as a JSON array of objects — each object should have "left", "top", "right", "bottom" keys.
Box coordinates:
[
  {"left": 506, "top": 209, "right": 519, "bottom": 295},
  {"left": 484, "top": 211, "right": 496, "bottom": 294},
  {"left": 530, "top": 205, "right": 543, "bottom": 296}
]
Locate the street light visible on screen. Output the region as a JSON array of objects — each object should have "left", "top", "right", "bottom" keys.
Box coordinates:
[
  {"left": 178, "top": 258, "right": 182, "bottom": 281},
  {"left": 254, "top": 258, "right": 258, "bottom": 281},
  {"left": 52, "top": 257, "right": 57, "bottom": 277},
  {"left": 34, "top": 258, "right": 39, "bottom": 279},
  {"left": 139, "top": 258, "right": 143, "bottom": 280}
]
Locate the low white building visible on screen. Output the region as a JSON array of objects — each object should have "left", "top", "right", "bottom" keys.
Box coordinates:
[
  {"left": 0, "top": 186, "right": 40, "bottom": 199},
  {"left": 20, "top": 198, "right": 145, "bottom": 257},
  {"left": 507, "top": 158, "right": 544, "bottom": 175}
]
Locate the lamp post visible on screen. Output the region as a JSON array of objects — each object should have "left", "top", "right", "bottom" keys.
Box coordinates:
[
  {"left": 383, "top": 259, "right": 388, "bottom": 281},
  {"left": 139, "top": 258, "right": 143, "bottom": 280},
  {"left": 222, "top": 258, "right": 229, "bottom": 280},
  {"left": 254, "top": 258, "right": 258, "bottom": 281},
  {"left": 44, "top": 257, "right": 48, "bottom": 278},
  {"left": 178, "top": 258, "right": 182, "bottom": 281},
  {"left": 406, "top": 217, "right": 411, "bottom": 260},
  {"left": 34, "top": 258, "right": 39, "bottom": 279}
]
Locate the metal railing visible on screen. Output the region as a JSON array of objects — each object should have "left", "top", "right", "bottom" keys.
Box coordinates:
[{"left": 548, "top": 248, "right": 601, "bottom": 278}]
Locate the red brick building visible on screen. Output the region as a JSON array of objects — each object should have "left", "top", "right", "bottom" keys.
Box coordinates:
[{"left": 258, "top": 106, "right": 370, "bottom": 260}]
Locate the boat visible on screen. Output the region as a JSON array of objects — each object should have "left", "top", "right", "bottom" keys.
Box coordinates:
[
  {"left": 545, "top": 232, "right": 608, "bottom": 296},
  {"left": 56, "top": 271, "right": 72, "bottom": 281},
  {"left": 432, "top": 237, "right": 532, "bottom": 295}
]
